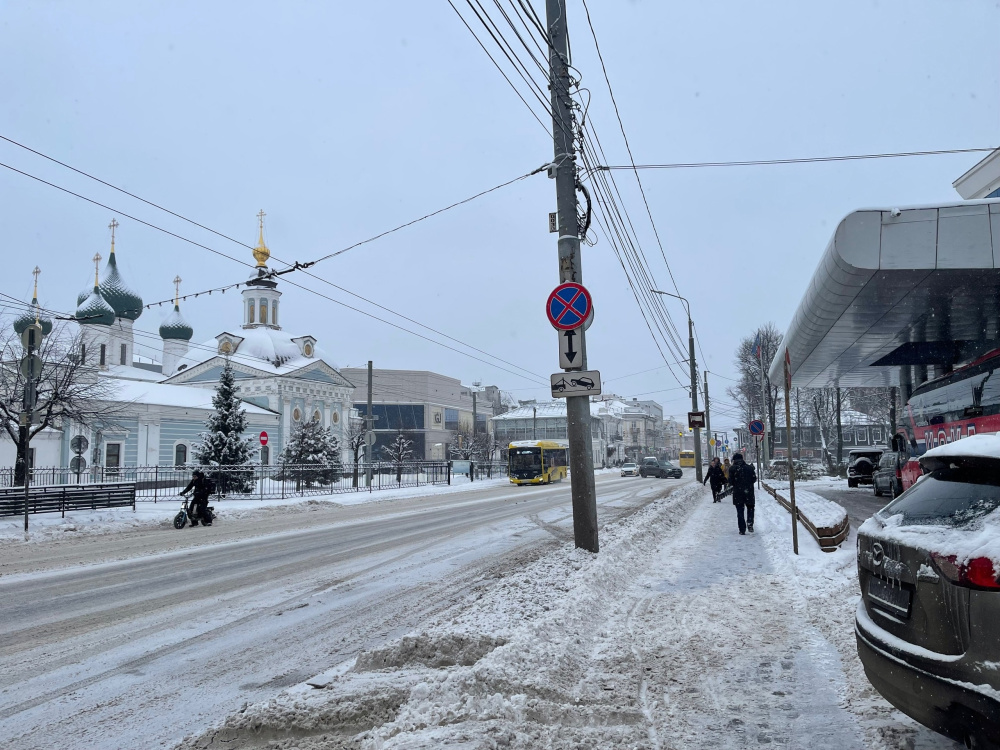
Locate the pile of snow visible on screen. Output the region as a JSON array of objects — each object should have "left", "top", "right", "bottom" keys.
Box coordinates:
[{"left": 768, "top": 481, "right": 848, "bottom": 532}]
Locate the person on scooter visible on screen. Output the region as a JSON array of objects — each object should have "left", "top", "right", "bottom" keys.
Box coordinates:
[{"left": 179, "top": 469, "right": 213, "bottom": 526}]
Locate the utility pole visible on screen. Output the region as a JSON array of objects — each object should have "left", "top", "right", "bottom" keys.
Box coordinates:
[
  {"left": 365, "top": 360, "right": 374, "bottom": 487},
  {"left": 547, "top": 0, "right": 598, "bottom": 553},
  {"left": 703, "top": 371, "right": 712, "bottom": 461},
  {"left": 651, "top": 289, "right": 701, "bottom": 483},
  {"left": 836, "top": 385, "right": 843, "bottom": 468}
]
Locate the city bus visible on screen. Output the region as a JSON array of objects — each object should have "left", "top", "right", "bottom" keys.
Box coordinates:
[
  {"left": 508, "top": 440, "right": 569, "bottom": 485},
  {"left": 898, "top": 348, "right": 1000, "bottom": 490},
  {"left": 678, "top": 450, "right": 696, "bottom": 468}
]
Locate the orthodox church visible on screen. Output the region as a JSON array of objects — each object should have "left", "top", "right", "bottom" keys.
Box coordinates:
[{"left": 5, "top": 215, "right": 355, "bottom": 471}]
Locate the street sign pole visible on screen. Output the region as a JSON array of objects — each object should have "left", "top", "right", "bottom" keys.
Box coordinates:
[
  {"left": 784, "top": 349, "right": 799, "bottom": 555},
  {"left": 547, "top": 0, "right": 598, "bottom": 553}
]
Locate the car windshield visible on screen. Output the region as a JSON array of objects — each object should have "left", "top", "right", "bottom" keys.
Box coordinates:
[
  {"left": 643, "top": 459, "right": 658, "bottom": 466},
  {"left": 622, "top": 463, "right": 636, "bottom": 468},
  {"left": 879, "top": 458, "right": 1000, "bottom": 528}
]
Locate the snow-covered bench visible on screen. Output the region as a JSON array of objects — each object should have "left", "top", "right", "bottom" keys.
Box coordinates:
[{"left": 762, "top": 481, "right": 850, "bottom": 552}]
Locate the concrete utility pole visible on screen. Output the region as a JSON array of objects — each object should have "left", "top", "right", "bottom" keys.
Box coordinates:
[
  {"left": 365, "top": 361, "right": 374, "bottom": 487},
  {"left": 703, "top": 371, "right": 712, "bottom": 461},
  {"left": 651, "top": 289, "right": 702, "bottom": 483},
  {"left": 547, "top": 0, "right": 598, "bottom": 553},
  {"left": 836, "top": 385, "right": 843, "bottom": 468}
]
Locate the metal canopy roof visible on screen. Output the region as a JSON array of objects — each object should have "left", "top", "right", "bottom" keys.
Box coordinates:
[{"left": 769, "top": 199, "right": 1000, "bottom": 388}]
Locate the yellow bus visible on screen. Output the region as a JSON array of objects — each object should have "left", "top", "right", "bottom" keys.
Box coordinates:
[
  {"left": 508, "top": 440, "right": 569, "bottom": 485},
  {"left": 678, "top": 450, "right": 696, "bottom": 468}
]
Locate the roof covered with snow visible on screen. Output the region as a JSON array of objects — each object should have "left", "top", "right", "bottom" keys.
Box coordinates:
[
  {"left": 769, "top": 199, "right": 1000, "bottom": 389},
  {"left": 921, "top": 433, "right": 1000, "bottom": 462},
  {"left": 106, "top": 378, "right": 278, "bottom": 415}
]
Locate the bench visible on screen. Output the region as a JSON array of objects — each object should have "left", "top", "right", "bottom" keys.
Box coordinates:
[{"left": 0, "top": 482, "right": 137, "bottom": 517}]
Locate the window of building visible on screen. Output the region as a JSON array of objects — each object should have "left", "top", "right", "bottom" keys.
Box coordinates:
[
  {"left": 260, "top": 301, "right": 268, "bottom": 325},
  {"left": 293, "top": 407, "right": 302, "bottom": 422},
  {"left": 312, "top": 410, "right": 322, "bottom": 423},
  {"left": 120, "top": 344, "right": 127, "bottom": 365},
  {"left": 272, "top": 301, "right": 278, "bottom": 326},
  {"left": 444, "top": 408, "right": 459, "bottom": 431},
  {"left": 331, "top": 411, "right": 339, "bottom": 424},
  {"left": 174, "top": 444, "right": 187, "bottom": 466},
  {"left": 303, "top": 343, "right": 313, "bottom": 357},
  {"left": 105, "top": 443, "right": 122, "bottom": 470},
  {"left": 99, "top": 344, "right": 106, "bottom": 366},
  {"left": 81, "top": 344, "right": 86, "bottom": 365},
  {"left": 248, "top": 301, "right": 255, "bottom": 324}
]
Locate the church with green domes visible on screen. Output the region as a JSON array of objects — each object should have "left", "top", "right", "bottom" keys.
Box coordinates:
[{"left": 4, "top": 215, "right": 355, "bottom": 473}]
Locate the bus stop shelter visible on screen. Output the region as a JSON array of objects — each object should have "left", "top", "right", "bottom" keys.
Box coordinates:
[{"left": 768, "top": 198, "right": 1000, "bottom": 395}]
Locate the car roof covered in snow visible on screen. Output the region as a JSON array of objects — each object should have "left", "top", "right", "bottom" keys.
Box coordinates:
[{"left": 921, "top": 433, "right": 1000, "bottom": 462}]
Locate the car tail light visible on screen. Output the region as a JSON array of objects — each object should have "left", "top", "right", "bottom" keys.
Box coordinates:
[
  {"left": 931, "top": 553, "right": 1000, "bottom": 590},
  {"left": 895, "top": 466, "right": 902, "bottom": 480}
]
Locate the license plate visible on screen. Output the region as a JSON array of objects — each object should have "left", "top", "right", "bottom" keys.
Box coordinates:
[{"left": 868, "top": 576, "right": 911, "bottom": 618}]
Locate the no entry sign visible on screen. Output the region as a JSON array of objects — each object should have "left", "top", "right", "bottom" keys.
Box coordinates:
[
  {"left": 259, "top": 431, "right": 269, "bottom": 446},
  {"left": 546, "top": 282, "right": 593, "bottom": 331}
]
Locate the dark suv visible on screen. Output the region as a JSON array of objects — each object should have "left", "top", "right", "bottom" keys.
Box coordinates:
[
  {"left": 640, "top": 457, "right": 682, "bottom": 479},
  {"left": 847, "top": 448, "right": 883, "bottom": 488},
  {"left": 856, "top": 437, "right": 1000, "bottom": 747},
  {"left": 872, "top": 450, "right": 905, "bottom": 498}
]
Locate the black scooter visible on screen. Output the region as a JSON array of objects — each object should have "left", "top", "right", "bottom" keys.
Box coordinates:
[{"left": 173, "top": 496, "right": 215, "bottom": 529}]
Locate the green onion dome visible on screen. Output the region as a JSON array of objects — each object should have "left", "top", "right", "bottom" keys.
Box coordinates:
[
  {"left": 99, "top": 250, "right": 144, "bottom": 321},
  {"left": 159, "top": 304, "right": 193, "bottom": 341},
  {"left": 13, "top": 298, "right": 53, "bottom": 336},
  {"left": 75, "top": 286, "right": 116, "bottom": 326}
]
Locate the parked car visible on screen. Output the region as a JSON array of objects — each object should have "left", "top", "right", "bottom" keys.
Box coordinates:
[
  {"left": 847, "top": 448, "right": 883, "bottom": 488},
  {"left": 856, "top": 435, "right": 1000, "bottom": 748},
  {"left": 639, "top": 457, "right": 682, "bottom": 479},
  {"left": 620, "top": 462, "right": 639, "bottom": 477},
  {"left": 872, "top": 449, "right": 905, "bottom": 498}
]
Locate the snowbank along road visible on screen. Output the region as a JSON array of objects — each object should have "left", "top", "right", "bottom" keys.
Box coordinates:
[{"left": 0, "top": 473, "right": 685, "bottom": 749}]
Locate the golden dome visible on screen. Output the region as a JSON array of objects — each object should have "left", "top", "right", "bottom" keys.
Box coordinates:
[{"left": 253, "top": 209, "right": 270, "bottom": 268}]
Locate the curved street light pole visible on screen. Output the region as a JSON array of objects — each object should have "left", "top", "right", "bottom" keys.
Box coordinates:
[{"left": 651, "top": 289, "right": 702, "bottom": 483}]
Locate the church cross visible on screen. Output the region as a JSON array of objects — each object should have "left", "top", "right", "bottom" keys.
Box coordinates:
[
  {"left": 257, "top": 209, "right": 266, "bottom": 231},
  {"left": 93, "top": 253, "right": 102, "bottom": 285},
  {"left": 108, "top": 218, "right": 118, "bottom": 246},
  {"left": 173, "top": 275, "right": 182, "bottom": 306}
]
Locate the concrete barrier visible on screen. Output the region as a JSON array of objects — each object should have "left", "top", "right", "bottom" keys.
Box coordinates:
[{"left": 761, "top": 481, "right": 850, "bottom": 552}]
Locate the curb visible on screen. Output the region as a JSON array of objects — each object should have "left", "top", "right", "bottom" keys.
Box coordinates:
[{"left": 761, "top": 481, "right": 850, "bottom": 552}]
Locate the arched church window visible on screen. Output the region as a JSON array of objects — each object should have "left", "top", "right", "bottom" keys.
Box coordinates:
[
  {"left": 292, "top": 407, "right": 302, "bottom": 422},
  {"left": 175, "top": 444, "right": 187, "bottom": 466},
  {"left": 272, "top": 301, "right": 278, "bottom": 326},
  {"left": 248, "top": 301, "right": 255, "bottom": 324},
  {"left": 120, "top": 344, "right": 127, "bottom": 366},
  {"left": 331, "top": 411, "right": 339, "bottom": 424},
  {"left": 260, "top": 301, "right": 268, "bottom": 325},
  {"left": 313, "top": 410, "right": 322, "bottom": 423},
  {"left": 81, "top": 344, "right": 86, "bottom": 365}
]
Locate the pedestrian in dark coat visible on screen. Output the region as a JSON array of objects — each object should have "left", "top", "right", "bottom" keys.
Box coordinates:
[
  {"left": 179, "top": 469, "right": 213, "bottom": 527},
  {"left": 728, "top": 453, "right": 756, "bottom": 534},
  {"left": 703, "top": 458, "right": 726, "bottom": 502}
]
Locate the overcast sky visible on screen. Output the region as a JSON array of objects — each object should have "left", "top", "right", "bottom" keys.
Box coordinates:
[{"left": 1, "top": 0, "right": 997, "bottom": 431}]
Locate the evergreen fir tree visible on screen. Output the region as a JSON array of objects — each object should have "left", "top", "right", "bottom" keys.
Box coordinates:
[
  {"left": 194, "top": 360, "right": 255, "bottom": 492},
  {"left": 276, "top": 419, "right": 343, "bottom": 487}
]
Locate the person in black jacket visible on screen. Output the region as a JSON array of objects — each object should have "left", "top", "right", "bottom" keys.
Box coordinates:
[
  {"left": 703, "top": 457, "right": 726, "bottom": 502},
  {"left": 728, "top": 453, "right": 756, "bottom": 535},
  {"left": 179, "top": 469, "right": 213, "bottom": 527}
]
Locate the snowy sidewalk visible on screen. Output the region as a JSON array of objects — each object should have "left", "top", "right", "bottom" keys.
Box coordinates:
[{"left": 177, "top": 482, "right": 955, "bottom": 750}]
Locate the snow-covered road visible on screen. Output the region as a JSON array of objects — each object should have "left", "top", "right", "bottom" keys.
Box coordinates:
[
  {"left": 0, "top": 473, "right": 678, "bottom": 749},
  {"left": 174, "top": 481, "right": 961, "bottom": 750}
]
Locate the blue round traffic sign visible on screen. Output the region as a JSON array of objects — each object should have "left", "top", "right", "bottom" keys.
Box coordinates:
[
  {"left": 546, "top": 282, "right": 593, "bottom": 331},
  {"left": 748, "top": 419, "right": 765, "bottom": 436}
]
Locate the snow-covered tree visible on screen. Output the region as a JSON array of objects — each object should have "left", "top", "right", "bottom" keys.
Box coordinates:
[
  {"left": 276, "top": 418, "right": 342, "bottom": 486},
  {"left": 449, "top": 425, "right": 488, "bottom": 460},
  {"left": 347, "top": 418, "right": 367, "bottom": 487},
  {"left": 194, "top": 360, "right": 255, "bottom": 492},
  {"left": 381, "top": 430, "right": 413, "bottom": 483}
]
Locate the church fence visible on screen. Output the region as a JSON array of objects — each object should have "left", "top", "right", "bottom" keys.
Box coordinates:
[{"left": 0, "top": 461, "right": 510, "bottom": 502}]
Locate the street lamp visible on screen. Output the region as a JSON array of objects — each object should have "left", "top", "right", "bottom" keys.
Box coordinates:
[{"left": 651, "top": 289, "right": 702, "bottom": 483}]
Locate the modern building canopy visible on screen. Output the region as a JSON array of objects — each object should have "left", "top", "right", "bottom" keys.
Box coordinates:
[{"left": 769, "top": 198, "right": 1000, "bottom": 389}]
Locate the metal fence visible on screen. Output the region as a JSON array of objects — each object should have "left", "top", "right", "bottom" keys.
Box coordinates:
[{"left": 0, "top": 461, "right": 509, "bottom": 503}]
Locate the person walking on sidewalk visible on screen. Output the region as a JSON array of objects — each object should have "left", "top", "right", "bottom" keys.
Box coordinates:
[
  {"left": 729, "top": 452, "right": 756, "bottom": 535},
  {"left": 723, "top": 457, "right": 732, "bottom": 482},
  {"left": 703, "top": 457, "right": 726, "bottom": 502}
]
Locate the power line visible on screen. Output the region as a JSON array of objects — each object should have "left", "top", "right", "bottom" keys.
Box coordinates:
[
  {"left": 0, "top": 154, "right": 549, "bottom": 382},
  {"left": 590, "top": 147, "right": 997, "bottom": 172}
]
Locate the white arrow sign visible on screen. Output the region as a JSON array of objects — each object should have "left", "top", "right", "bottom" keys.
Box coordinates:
[
  {"left": 558, "top": 327, "right": 582, "bottom": 370},
  {"left": 550, "top": 370, "right": 602, "bottom": 398}
]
